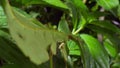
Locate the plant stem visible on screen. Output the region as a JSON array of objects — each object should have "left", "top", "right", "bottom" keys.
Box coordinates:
[{"left": 72, "top": 27, "right": 83, "bottom": 35}]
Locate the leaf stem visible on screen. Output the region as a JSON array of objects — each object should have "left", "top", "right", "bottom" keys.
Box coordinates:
[{"left": 72, "top": 27, "right": 83, "bottom": 35}]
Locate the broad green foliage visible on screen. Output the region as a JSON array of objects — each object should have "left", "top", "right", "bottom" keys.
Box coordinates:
[
  {"left": 96, "top": 0, "right": 119, "bottom": 10},
  {"left": 0, "top": 0, "right": 120, "bottom": 68},
  {"left": 16, "top": 0, "right": 68, "bottom": 9},
  {"left": 1, "top": 0, "right": 68, "bottom": 65},
  {"left": 0, "top": 37, "right": 37, "bottom": 68},
  {"left": 80, "top": 34, "right": 109, "bottom": 68},
  {"left": 79, "top": 44, "right": 97, "bottom": 68},
  {"left": 96, "top": 0, "right": 119, "bottom": 17},
  {"left": 90, "top": 20, "right": 120, "bottom": 34},
  {"left": 66, "top": 0, "right": 88, "bottom": 34},
  {"left": 42, "top": 0, "right": 68, "bottom": 9},
  {"left": 112, "top": 53, "right": 120, "bottom": 68},
  {"left": 104, "top": 39, "right": 117, "bottom": 58}
]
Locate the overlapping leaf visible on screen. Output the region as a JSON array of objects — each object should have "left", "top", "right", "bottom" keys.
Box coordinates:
[
  {"left": 96, "top": 0, "right": 119, "bottom": 10},
  {"left": 80, "top": 34, "right": 109, "bottom": 68},
  {"left": 104, "top": 39, "right": 117, "bottom": 58},
  {"left": 88, "top": 20, "right": 120, "bottom": 47},
  {"left": 67, "top": 40, "right": 80, "bottom": 56},
  {"left": 1, "top": 0, "right": 68, "bottom": 65},
  {"left": 20, "top": 0, "right": 68, "bottom": 9},
  {"left": 66, "top": 0, "right": 88, "bottom": 34},
  {"left": 90, "top": 20, "right": 120, "bottom": 34},
  {"left": 58, "top": 15, "right": 70, "bottom": 34}
]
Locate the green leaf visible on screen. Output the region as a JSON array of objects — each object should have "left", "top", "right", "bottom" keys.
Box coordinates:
[
  {"left": 96, "top": 0, "right": 119, "bottom": 10},
  {"left": 70, "top": 35, "right": 101, "bottom": 68},
  {"left": 0, "top": 36, "right": 38, "bottom": 68},
  {"left": 0, "top": 6, "right": 7, "bottom": 27},
  {"left": 87, "top": 24, "right": 114, "bottom": 35},
  {"left": 66, "top": 0, "right": 88, "bottom": 34},
  {"left": 80, "top": 34, "right": 109, "bottom": 68},
  {"left": 88, "top": 24, "right": 120, "bottom": 52},
  {"left": 104, "top": 39, "right": 117, "bottom": 58},
  {"left": 88, "top": 12, "right": 108, "bottom": 22},
  {"left": 71, "top": 0, "right": 88, "bottom": 11},
  {"left": 70, "top": 0, "right": 88, "bottom": 20},
  {"left": 90, "top": 20, "right": 120, "bottom": 34},
  {"left": 112, "top": 62, "right": 120, "bottom": 68},
  {"left": 43, "top": 0, "right": 68, "bottom": 9},
  {"left": 0, "top": 30, "right": 11, "bottom": 40},
  {"left": 1, "top": 0, "right": 68, "bottom": 65},
  {"left": 67, "top": 40, "right": 80, "bottom": 56},
  {"left": 96, "top": 0, "right": 119, "bottom": 16},
  {"left": 0, "top": 37, "right": 18, "bottom": 63},
  {"left": 58, "top": 15, "right": 71, "bottom": 34},
  {"left": 80, "top": 43, "right": 98, "bottom": 68},
  {"left": 22, "top": 0, "right": 68, "bottom": 9},
  {"left": 91, "top": 4, "right": 99, "bottom": 11}
]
